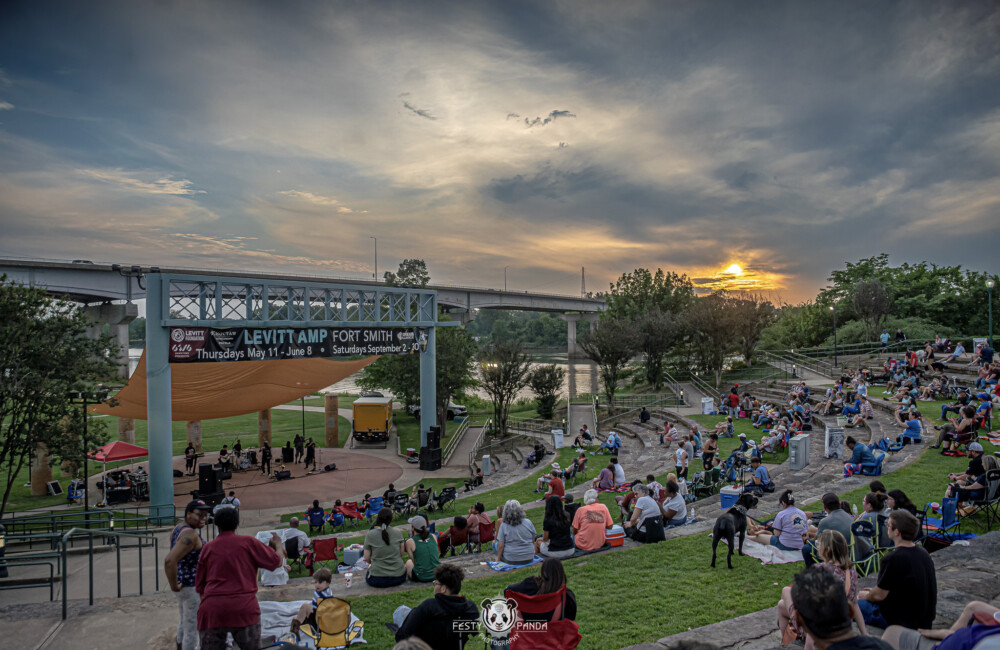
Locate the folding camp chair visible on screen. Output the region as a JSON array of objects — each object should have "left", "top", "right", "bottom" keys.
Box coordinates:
[
  {"left": 305, "top": 507, "right": 327, "bottom": 535},
  {"left": 503, "top": 585, "right": 582, "bottom": 650},
  {"left": 299, "top": 596, "right": 364, "bottom": 649},
  {"left": 339, "top": 501, "right": 364, "bottom": 526},
  {"left": 364, "top": 496, "right": 384, "bottom": 521},
  {"left": 284, "top": 536, "right": 306, "bottom": 573},
  {"left": 311, "top": 537, "right": 339, "bottom": 572},
  {"left": 850, "top": 520, "right": 879, "bottom": 577},
  {"left": 968, "top": 468, "right": 1000, "bottom": 528},
  {"left": 923, "top": 498, "right": 962, "bottom": 546},
  {"left": 325, "top": 511, "right": 346, "bottom": 532},
  {"left": 465, "top": 519, "right": 495, "bottom": 554},
  {"left": 858, "top": 451, "right": 886, "bottom": 476},
  {"left": 435, "top": 486, "right": 457, "bottom": 511},
  {"left": 392, "top": 492, "right": 411, "bottom": 518}
]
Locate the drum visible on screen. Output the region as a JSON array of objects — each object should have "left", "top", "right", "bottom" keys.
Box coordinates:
[{"left": 240, "top": 456, "right": 251, "bottom": 470}]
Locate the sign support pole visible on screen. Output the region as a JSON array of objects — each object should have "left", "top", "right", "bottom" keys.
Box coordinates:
[
  {"left": 146, "top": 274, "right": 174, "bottom": 519},
  {"left": 419, "top": 327, "right": 436, "bottom": 448}
]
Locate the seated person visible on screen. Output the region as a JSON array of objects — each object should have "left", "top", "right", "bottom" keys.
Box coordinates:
[
  {"left": 404, "top": 515, "right": 440, "bottom": 582},
  {"left": 382, "top": 483, "right": 397, "bottom": 501},
  {"left": 615, "top": 479, "right": 644, "bottom": 521},
  {"left": 646, "top": 474, "right": 665, "bottom": 503},
  {"left": 948, "top": 442, "right": 986, "bottom": 484},
  {"left": 574, "top": 424, "right": 593, "bottom": 447},
  {"left": 843, "top": 436, "right": 876, "bottom": 477},
  {"left": 409, "top": 484, "right": 429, "bottom": 509},
  {"left": 691, "top": 457, "right": 723, "bottom": 495},
  {"left": 660, "top": 480, "right": 688, "bottom": 528},
  {"left": 895, "top": 408, "right": 923, "bottom": 443},
  {"left": 535, "top": 464, "right": 562, "bottom": 492},
  {"left": 639, "top": 406, "right": 651, "bottom": 423},
  {"left": 495, "top": 500, "right": 536, "bottom": 564},
  {"left": 932, "top": 405, "right": 977, "bottom": 451},
  {"left": 939, "top": 342, "right": 966, "bottom": 364},
  {"left": 846, "top": 396, "right": 874, "bottom": 426},
  {"left": 571, "top": 489, "right": 614, "bottom": 551},
  {"left": 941, "top": 390, "right": 971, "bottom": 421},
  {"left": 563, "top": 494, "right": 582, "bottom": 522},
  {"left": 712, "top": 416, "right": 735, "bottom": 438},
  {"left": 391, "top": 564, "right": 479, "bottom": 649},
  {"left": 437, "top": 516, "right": 469, "bottom": 556},
  {"left": 364, "top": 508, "right": 407, "bottom": 588},
  {"left": 289, "top": 567, "right": 334, "bottom": 639},
  {"left": 541, "top": 469, "right": 565, "bottom": 501},
  {"left": 506, "top": 558, "right": 578, "bottom": 622},
  {"left": 760, "top": 428, "right": 782, "bottom": 454},
  {"left": 945, "top": 454, "right": 999, "bottom": 506},
  {"left": 464, "top": 470, "right": 483, "bottom": 491},
  {"left": 611, "top": 456, "right": 626, "bottom": 487},
  {"left": 466, "top": 502, "right": 491, "bottom": 545},
  {"left": 284, "top": 517, "right": 312, "bottom": 555},
  {"left": 701, "top": 433, "right": 719, "bottom": 470},
  {"left": 749, "top": 489, "right": 806, "bottom": 551},
  {"left": 591, "top": 462, "right": 615, "bottom": 491},
  {"left": 881, "top": 600, "right": 1000, "bottom": 650},
  {"left": 534, "top": 496, "right": 575, "bottom": 559},
  {"left": 787, "top": 565, "right": 883, "bottom": 650},
  {"left": 623, "top": 483, "right": 662, "bottom": 542},
  {"left": 744, "top": 456, "right": 773, "bottom": 494},
  {"left": 601, "top": 431, "right": 622, "bottom": 453},
  {"left": 570, "top": 451, "right": 587, "bottom": 475},
  {"left": 524, "top": 443, "right": 547, "bottom": 468}
]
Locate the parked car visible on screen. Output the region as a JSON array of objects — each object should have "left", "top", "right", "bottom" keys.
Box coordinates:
[
  {"left": 359, "top": 390, "right": 384, "bottom": 398},
  {"left": 408, "top": 402, "right": 467, "bottom": 420}
]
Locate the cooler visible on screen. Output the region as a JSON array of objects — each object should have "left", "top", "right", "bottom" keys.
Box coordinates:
[
  {"left": 720, "top": 486, "right": 740, "bottom": 510},
  {"left": 606, "top": 525, "right": 625, "bottom": 547},
  {"left": 342, "top": 546, "right": 363, "bottom": 566}
]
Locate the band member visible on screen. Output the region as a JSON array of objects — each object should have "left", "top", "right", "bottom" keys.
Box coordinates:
[
  {"left": 184, "top": 442, "right": 197, "bottom": 475},
  {"left": 260, "top": 441, "right": 272, "bottom": 476}
]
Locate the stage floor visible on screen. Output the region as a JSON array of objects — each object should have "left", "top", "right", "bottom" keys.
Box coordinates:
[{"left": 169, "top": 448, "right": 404, "bottom": 511}]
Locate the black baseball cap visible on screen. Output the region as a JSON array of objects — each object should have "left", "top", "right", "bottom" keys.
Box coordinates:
[{"left": 185, "top": 499, "right": 212, "bottom": 513}]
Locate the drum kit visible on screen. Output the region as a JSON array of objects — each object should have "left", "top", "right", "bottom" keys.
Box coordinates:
[
  {"left": 227, "top": 447, "right": 259, "bottom": 472},
  {"left": 98, "top": 469, "right": 149, "bottom": 504}
]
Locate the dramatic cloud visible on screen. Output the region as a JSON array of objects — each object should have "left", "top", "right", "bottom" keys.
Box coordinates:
[{"left": 0, "top": 1, "right": 996, "bottom": 300}]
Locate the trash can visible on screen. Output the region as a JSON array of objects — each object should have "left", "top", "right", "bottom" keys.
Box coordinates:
[
  {"left": 720, "top": 486, "right": 740, "bottom": 510},
  {"left": 481, "top": 455, "right": 492, "bottom": 476},
  {"left": 825, "top": 426, "right": 845, "bottom": 460},
  {"left": 701, "top": 397, "right": 714, "bottom": 415},
  {"left": 836, "top": 416, "right": 848, "bottom": 428},
  {"left": 789, "top": 434, "right": 810, "bottom": 470},
  {"left": 551, "top": 429, "right": 565, "bottom": 449}
]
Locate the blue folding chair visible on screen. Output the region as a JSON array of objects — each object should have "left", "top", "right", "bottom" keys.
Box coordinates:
[
  {"left": 858, "top": 451, "right": 886, "bottom": 476},
  {"left": 850, "top": 520, "right": 879, "bottom": 577},
  {"left": 923, "top": 498, "right": 961, "bottom": 544},
  {"left": 364, "top": 496, "right": 384, "bottom": 521}
]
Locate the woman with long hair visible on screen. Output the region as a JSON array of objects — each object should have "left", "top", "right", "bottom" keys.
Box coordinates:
[
  {"left": 778, "top": 530, "right": 866, "bottom": 649},
  {"left": 505, "top": 558, "right": 577, "bottom": 621},
  {"left": 887, "top": 489, "right": 918, "bottom": 515},
  {"left": 403, "top": 514, "right": 439, "bottom": 582},
  {"left": 749, "top": 489, "right": 807, "bottom": 550},
  {"left": 363, "top": 507, "right": 406, "bottom": 587},
  {"left": 536, "top": 496, "right": 575, "bottom": 559},
  {"left": 495, "top": 500, "right": 536, "bottom": 564}
]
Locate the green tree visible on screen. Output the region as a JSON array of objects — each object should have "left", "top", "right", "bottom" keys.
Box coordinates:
[
  {"left": 578, "top": 316, "right": 639, "bottom": 413},
  {"left": 358, "top": 355, "right": 420, "bottom": 406},
  {"left": 477, "top": 340, "right": 533, "bottom": 436},
  {"left": 636, "top": 308, "right": 678, "bottom": 389},
  {"left": 851, "top": 278, "right": 892, "bottom": 342},
  {"left": 528, "top": 364, "right": 565, "bottom": 419},
  {"left": 0, "top": 277, "right": 118, "bottom": 516},
  {"left": 605, "top": 268, "right": 695, "bottom": 321},
  {"left": 434, "top": 326, "right": 478, "bottom": 434},
  {"left": 729, "top": 294, "right": 776, "bottom": 367},
  {"left": 685, "top": 292, "right": 737, "bottom": 389},
  {"left": 383, "top": 259, "right": 430, "bottom": 288}
]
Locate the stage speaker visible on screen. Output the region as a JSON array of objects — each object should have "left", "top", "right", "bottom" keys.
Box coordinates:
[
  {"left": 419, "top": 446, "right": 442, "bottom": 471},
  {"left": 324, "top": 463, "right": 337, "bottom": 472},
  {"left": 198, "top": 463, "right": 217, "bottom": 494},
  {"left": 427, "top": 426, "right": 442, "bottom": 449},
  {"left": 216, "top": 469, "right": 232, "bottom": 481},
  {"left": 282, "top": 447, "right": 294, "bottom": 463},
  {"left": 275, "top": 470, "right": 292, "bottom": 481}
]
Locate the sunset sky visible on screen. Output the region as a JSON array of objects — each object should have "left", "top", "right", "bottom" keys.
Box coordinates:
[{"left": 1, "top": 1, "right": 997, "bottom": 302}]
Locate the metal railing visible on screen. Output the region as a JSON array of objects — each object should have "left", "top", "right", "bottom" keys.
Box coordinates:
[
  {"left": 662, "top": 370, "right": 685, "bottom": 405},
  {"left": 441, "top": 417, "right": 471, "bottom": 466},
  {"left": 467, "top": 418, "right": 493, "bottom": 473},
  {"left": 60, "top": 527, "right": 161, "bottom": 620},
  {"left": 761, "top": 350, "right": 834, "bottom": 378},
  {"left": 595, "top": 392, "right": 682, "bottom": 411},
  {"left": 473, "top": 431, "right": 535, "bottom": 472},
  {"left": 506, "top": 417, "right": 562, "bottom": 437}
]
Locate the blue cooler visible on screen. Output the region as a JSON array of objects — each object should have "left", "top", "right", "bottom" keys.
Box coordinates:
[{"left": 720, "top": 486, "right": 740, "bottom": 510}]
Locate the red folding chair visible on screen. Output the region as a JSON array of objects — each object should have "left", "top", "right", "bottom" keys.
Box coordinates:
[
  {"left": 312, "top": 537, "right": 339, "bottom": 573},
  {"left": 467, "top": 519, "right": 496, "bottom": 553},
  {"left": 503, "top": 585, "right": 581, "bottom": 650},
  {"left": 339, "top": 502, "right": 365, "bottom": 526}
]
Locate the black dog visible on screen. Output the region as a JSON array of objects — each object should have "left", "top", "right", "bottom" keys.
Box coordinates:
[{"left": 711, "top": 493, "right": 759, "bottom": 569}]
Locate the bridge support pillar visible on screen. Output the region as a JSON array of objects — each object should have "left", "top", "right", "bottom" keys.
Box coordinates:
[
  {"left": 419, "top": 327, "right": 437, "bottom": 451},
  {"left": 119, "top": 417, "right": 135, "bottom": 444},
  {"left": 85, "top": 302, "right": 138, "bottom": 379},
  {"left": 561, "top": 313, "right": 581, "bottom": 358},
  {"left": 325, "top": 394, "right": 339, "bottom": 447},
  {"left": 30, "top": 443, "right": 53, "bottom": 496},
  {"left": 258, "top": 409, "right": 272, "bottom": 447},
  {"left": 457, "top": 309, "right": 476, "bottom": 326},
  {"left": 187, "top": 421, "right": 202, "bottom": 451}
]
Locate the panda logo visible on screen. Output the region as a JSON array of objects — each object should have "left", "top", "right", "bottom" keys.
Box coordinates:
[{"left": 480, "top": 597, "right": 518, "bottom": 635}]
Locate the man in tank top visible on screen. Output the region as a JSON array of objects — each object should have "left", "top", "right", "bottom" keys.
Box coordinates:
[{"left": 164, "top": 499, "right": 213, "bottom": 650}]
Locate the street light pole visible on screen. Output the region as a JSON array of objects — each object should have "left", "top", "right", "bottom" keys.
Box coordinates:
[
  {"left": 988, "top": 279, "right": 995, "bottom": 349},
  {"left": 504, "top": 266, "right": 509, "bottom": 292},
  {"left": 370, "top": 236, "right": 377, "bottom": 281},
  {"left": 830, "top": 305, "right": 838, "bottom": 368}
]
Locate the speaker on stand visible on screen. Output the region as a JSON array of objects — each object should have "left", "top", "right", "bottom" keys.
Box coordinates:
[
  {"left": 419, "top": 446, "right": 442, "bottom": 471},
  {"left": 427, "top": 426, "right": 442, "bottom": 449},
  {"left": 198, "top": 463, "right": 218, "bottom": 494}
]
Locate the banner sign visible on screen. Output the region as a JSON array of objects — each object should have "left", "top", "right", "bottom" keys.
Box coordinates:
[{"left": 169, "top": 326, "right": 426, "bottom": 362}]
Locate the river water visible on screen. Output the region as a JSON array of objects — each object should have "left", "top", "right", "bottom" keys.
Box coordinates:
[{"left": 129, "top": 349, "right": 598, "bottom": 401}]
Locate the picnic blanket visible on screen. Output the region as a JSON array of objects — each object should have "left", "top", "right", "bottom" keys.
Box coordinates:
[
  {"left": 259, "top": 600, "right": 367, "bottom": 648},
  {"left": 487, "top": 555, "right": 545, "bottom": 572},
  {"left": 571, "top": 543, "right": 612, "bottom": 557},
  {"left": 596, "top": 485, "right": 632, "bottom": 494},
  {"left": 716, "top": 535, "right": 803, "bottom": 565}
]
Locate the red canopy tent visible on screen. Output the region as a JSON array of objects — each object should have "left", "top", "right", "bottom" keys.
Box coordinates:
[
  {"left": 88, "top": 441, "right": 149, "bottom": 463},
  {"left": 88, "top": 441, "right": 149, "bottom": 506}
]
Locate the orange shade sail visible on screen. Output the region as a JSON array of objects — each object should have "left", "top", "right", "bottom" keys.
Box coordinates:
[{"left": 91, "top": 350, "right": 378, "bottom": 421}]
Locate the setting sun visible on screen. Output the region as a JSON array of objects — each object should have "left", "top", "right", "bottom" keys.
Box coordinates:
[{"left": 725, "top": 264, "right": 743, "bottom": 275}]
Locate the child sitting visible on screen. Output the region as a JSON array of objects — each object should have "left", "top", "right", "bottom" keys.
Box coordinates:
[{"left": 290, "top": 567, "right": 333, "bottom": 639}]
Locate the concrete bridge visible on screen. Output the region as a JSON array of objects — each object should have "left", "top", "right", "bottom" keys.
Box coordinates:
[{"left": 0, "top": 257, "right": 604, "bottom": 356}]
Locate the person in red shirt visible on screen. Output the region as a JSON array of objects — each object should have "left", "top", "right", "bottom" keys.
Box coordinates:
[
  {"left": 542, "top": 470, "right": 564, "bottom": 500},
  {"left": 196, "top": 505, "right": 283, "bottom": 650}
]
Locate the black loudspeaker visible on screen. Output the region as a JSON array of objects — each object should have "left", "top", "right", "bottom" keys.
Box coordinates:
[
  {"left": 282, "top": 447, "right": 294, "bottom": 463},
  {"left": 419, "top": 446, "right": 442, "bottom": 471},
  {"left": 173, "top": 469, "right": 183, "bottom": 478},
  {"left": 275, "top": 470, "right": 292, "bottom": 481},
  {"left": 198, "top": 463, "right": 217, "bottom": 494},
  {"left": 216, "top": 469, "right": 232, "bottom": 481},
  {"left": 324, "top": 463, "right": 337, "bottom": 472},
  {"left": 427, "top": 426, "right": 442, "bottom": 449}
]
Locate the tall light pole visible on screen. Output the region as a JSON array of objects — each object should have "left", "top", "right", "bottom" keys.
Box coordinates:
[
  {"left": 504, "top": 266, "right": 509, "bottom": 292},
  {"left": 830, "top": 305, "right": 838, "bottom": 368},
  {"left": 370, "top": 236, "right": 377, "bottom": 281},
  {"left": 988, "top": 279, "right": 995, "bottom": 349}
]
